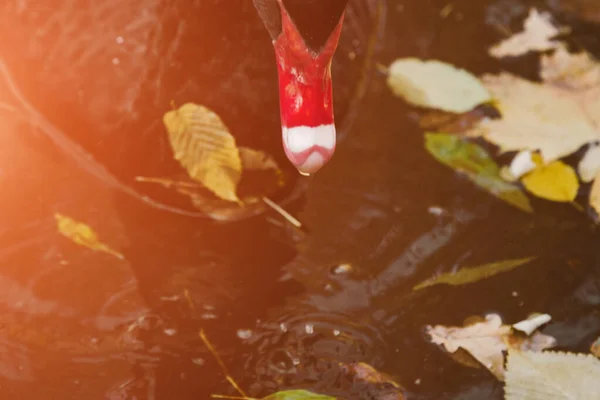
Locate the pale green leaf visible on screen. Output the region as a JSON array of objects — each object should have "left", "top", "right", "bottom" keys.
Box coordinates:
[
  {"left": 386, "top": 58, "right": 491, "bottom": 113},
  {"left": 413, "top": 256, "right": 536, "bottom": 291},
  {"left": 425, "top": 133, "right": 533, "bottom": 212},
  {"left": 263, "top": 390, "right": 336, "bottom": 400}
]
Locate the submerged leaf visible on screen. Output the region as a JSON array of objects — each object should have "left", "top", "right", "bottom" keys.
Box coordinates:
[
  {"left": 263, "top": 390, "right": 336, "bottom": 400},
  {"left": 163, "top": 103, "right": 242, "bottom": 202},
  {"left": 426, "top": 313, "right": 556, "bottom": 380},
  {"left": 504, "top": 350, "right": 600, "bottom": 400},
  {"left": 54, "top": 213, "right": 124, "bottom": 260},
  {"left": 413, "top": 256, "right": 535, "bottom": 291},
  {"left": 387, "top": 59, "right": 491, "bottom": 113},
  {"left": 424, "top": 133, "right": 532, "bottom": 212},
  {"left": 489, "top": 8, "right": 563, "bottom": 58},
  {"left": 521, "top": 157, "right": 579, "bottom": 202}
]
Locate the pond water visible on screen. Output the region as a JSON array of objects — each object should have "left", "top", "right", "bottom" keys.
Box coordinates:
[{"left": 0, "top": 0, "right": 599, "bottom": 399}]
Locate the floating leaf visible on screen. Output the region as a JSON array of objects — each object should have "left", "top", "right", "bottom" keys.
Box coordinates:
[
  {"left": 54, "top": 213, "right": 124, "bottom": 260},
  {"left": 425, "top": 133, "right": 532, "bottom": 212},
  {"left": 163, "top": 103, "right": 242, "bottom": 202},
  {"left": 263, "top": 390, "right": 336, "bottom": 400},
  {"left": 592, "top": 336, "right": 600, "bottom": 358},
  {"left": 488, "top": 8, "right": 563, "bottom": 58},
  {"left": 521, "top": 156, "right": 579, "bottom": 202},
  {"left": 504, "top": 350, "right": 600, "bottom": 400},
  {"left": 578, "top": 144, "right": 600, "bottom": 183},
  {"left": 386, "top": 58, "right": 491, "bottom": 113},
  {"left": 591, "top": 172, "right": 600, "bottom": 217},
  {"left": 413, "top": 256, "right": 535, "bottom": 291},
  {"left": 512, "top": 313, "right": 552, "bottom": 335},
  {"left": 541, "top": 44, "right": 600, "bottom": 90},
  {"left": 426, "top": 313, "right": 556, "bottom": 380}
]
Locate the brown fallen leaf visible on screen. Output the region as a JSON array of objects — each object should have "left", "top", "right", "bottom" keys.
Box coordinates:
[
  {"left": 163, "top": 103, "right": 242, "bottom": 203},
  {"left": 504, "top": 350, "right": 600, "bottom": 400},
  {"left": 426, "top": 313, "right": 556, "bottom": 380},
  {"left": 488, "top": 8, "right": 566, "bottom": 58},
  {"left": 54, "top": 213, "right": 124, "bottom": 260},
  {"left": 338, "top": 362, "right": 405, "bottom": 400}
]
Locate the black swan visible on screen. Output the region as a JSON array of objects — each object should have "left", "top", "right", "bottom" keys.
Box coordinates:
[{"left": 254, "top": 0, "right": 350, "bottom": 175}]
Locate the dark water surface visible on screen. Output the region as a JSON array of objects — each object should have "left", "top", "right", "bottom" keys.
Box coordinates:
[{"left": 1, "top": 0, "right": 599, "bottom": 399}]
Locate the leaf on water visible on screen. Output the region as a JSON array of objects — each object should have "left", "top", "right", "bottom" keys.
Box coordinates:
[
  {"left": 512, "top": 313, "right": 552, "bottom": 335},
  {"left": 424, "top": 133, "right": 532, "bottom": 212},
  {"left": 468, "top": 72, "right": 600, "bottom": 163},
  {"left": 541, "top": 44, "right": 600, "bottom": 90},
  {"left": 488, "top": 8, "right": 564, "bottom": 58},
  {"left": 263, "top": 390, "right": 336, "bottom": 400},
  {"left": 54, "top": 213, "right": 124, "bottom": 260},
  {"left": 386, "top": 58, "right": 491, "bottom": 113},
  {"left": 578, "top": 144, "right": 600, "bottom": 183},
  {"left": 592, "top": 336, "right": 600, "bottom": 358},
  {"left": 337, "top": 362, "right": 405, "bottom": 400},
  {"left": 163, "top": 103, "right": 242, "bottom": 203},
  {"left": 505, "top": 150, "right": 537, "bottom": 181},
  {"left": 504, "top": 350, "right": 600, "bottom": 400},
  {"left": 590, "top": 171, "right": 600, "bottom": 217},
  {"left": 413, "top": 256, "right": 535, "bottom": 291},
  {"left": 521, "top": 155, "right": 579, "bottom": 202},
  {"left": 239, "top": 147, "right": 281, "bottom": 172},
  {"left": 426, "top": 313, "right": 556, "bottom": 380}
]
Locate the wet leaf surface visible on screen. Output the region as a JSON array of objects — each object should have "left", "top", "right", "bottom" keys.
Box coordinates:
[
  {"left": 54, "top": 213, "right": 124, "bottom": 260},
  {"left": 424, "top": 133, "right": 532, "bottom": 212},
  {"left": 521, "top": 157, "right": 580, "bottom": 202}
]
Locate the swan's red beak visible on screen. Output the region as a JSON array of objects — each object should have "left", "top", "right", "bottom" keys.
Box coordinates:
[{"left": 272, "top": 0, "right": 345, "bottom": 175}]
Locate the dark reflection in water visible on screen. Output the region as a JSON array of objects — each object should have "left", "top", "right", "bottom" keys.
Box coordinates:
[{"left": 1, "top": 0, "right": 600, "bottom": 399}]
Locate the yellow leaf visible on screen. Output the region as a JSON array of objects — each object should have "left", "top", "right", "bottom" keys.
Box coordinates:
[
  {"left": 505, "top": 350, "right": 600, "bottom": 400},
  {"left": 590, "top": 171, "right": 600, "bottom": 216},
  {"left": 54, "top": 213, "right": 124, "bottom": 260},
  {"left": 521, "top": 157, "right": 579, "bottom": 202},
  {"left": 413, "top": 256, "right": 535, "bottom": 291},
  {"left": 386, "top": 58, "right": 491, "bottom": 113},
  {"left": 426, "top": 313, "right": 556, "bottom": 381},
  {"left": 163, "top": 103, "right": 242, "bottom": 203},
  {"left": 488, "top": 8, "right": 564, "bottom": 58}
]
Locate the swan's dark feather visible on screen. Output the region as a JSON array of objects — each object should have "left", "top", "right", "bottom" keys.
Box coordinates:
[{"left": 253, "top": 0, "right": 349, "bottom": 52}]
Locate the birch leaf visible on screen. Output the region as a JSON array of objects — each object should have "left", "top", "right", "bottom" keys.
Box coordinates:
[
  {"left": 489, "top": 8, "right": 563, "bottom": 58},
  {"left": 387, "top": 58, "right": 491, "bottom": 113},
  {"left": 521, "top": 157, "right": 579, "bottom": 202},
  {"left": 413, "top": 256, "right": 535, "bottom": 291},
  {"left": 54, "top": 213, "right": 124, "bottom": 260},
  {"left": 504, "top": 350, "right": 600, "bottom": 400},
  {"left": 590, "top": 171, "right": 600, "bottom": 216},
  {"left": 578, "top": 144, "right": 600, "bottom": 183},
  {"left": 163, "top": 103, "right": 242, "bottom": 203},
  {"left": 425, "top": 133, "right": 532, "bottom": 212},
  {"left": 426, "top": 313, "right": 556, "bottom": 380}
]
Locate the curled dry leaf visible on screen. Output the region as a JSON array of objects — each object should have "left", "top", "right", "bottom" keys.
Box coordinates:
[
  {"left": 426, "top": 313, "right": 556, "bottom": 380},
  {"left": 386, "top": 58, "right": 491, "bottom": 113},
  {"left": 521, "top": 156, "right": 579, "bottom": 202},
  {"left": 425, "top": 133, "right": 532, "bottom": 212},
  {"left": 54, "top": 213, "right": 124, "bottom": 260},
  {"left": 163, "top": 103, "right": 242, "bottom": 203},
  {"left": 488, "top": 8, "right": 564, "bottom": 58},
  {"left": 578, "top": 144, "right": 600, "bottom": 183},
  {"left": 504, "top": 350, "right": 600, "bottom": 400},
  {"left": 413, "top": 256, "right": 535, "bottom": 291}
]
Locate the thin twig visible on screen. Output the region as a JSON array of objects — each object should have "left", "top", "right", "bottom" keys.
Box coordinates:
[
  {"left": 262, "top": 197, "right": 302, "bottom": 228},
  {"left": 199, "top": 330, "right": 249, "bottom": 398}
]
